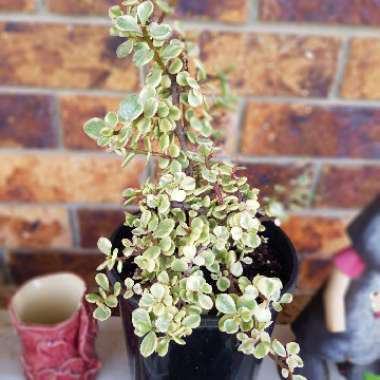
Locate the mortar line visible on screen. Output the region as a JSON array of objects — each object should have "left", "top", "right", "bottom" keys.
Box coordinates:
[
  {"left": 249, "top": 0, "right": 259, "bottom": 23},
  {"left": 308, "top": 162, "right": 322, "bottom": 208},
  {"left": 68, "top": 206, "right": 81, "bottom": 248},
  {"left": 329, "top": 38, "right": 350, "bottom": 99},
  {"left": 286, "top": 208, "right": 357, "bottom": 218},
  {"left": 2, "top": 86, "right": 380, "bottom": 108},
  {"left": 0, "top": 201, "right": 358, "bottom": 217},
  {"left": 2, "top": 14, "right": 380, "bottom": 37},
  {"left": 235, "top": 98, "right": 248, "bottom": 155},
  {"left": 35, "top": 0, "right": 45, "bottom": 13},
  {"left": 0, "top": 86, "right": 130, "bottom": 97},
  {"left": 51, "top": 94, "right": 64, "bottom": 148},
  {"left": 233, "top": 155, "right": 380, "bottom": 166},
  {"left": 0, "top": 148, "right": 378, "bottom": 165}
]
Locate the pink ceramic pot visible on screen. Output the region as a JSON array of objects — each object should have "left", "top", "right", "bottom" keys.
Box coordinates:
[{"left": 9, "top": 272, "right": 101, "bottom": 380}]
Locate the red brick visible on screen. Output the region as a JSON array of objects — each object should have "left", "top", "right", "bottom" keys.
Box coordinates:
[
  {"left": 0, "top": 94, "right": 56, "bottom": 148},
  {"left": 316, "top": 165, "right": 380, "bottom": 209},
  {"left": 46, "top": 0, "right": 115, "bottom": 15},
  {"left": 0, "top": 206, "right": 72, "bottom": 249},
  {"left": 342, "top": 38, "right": 380, "bottom": 100},
  {"left": 260, "top": 0, "right": 380, "bottom": 26},
  {"left": 0, "top": 23, "right": 139, "bottom": 91},
  {"left": 282, "top": 215, "right": 351, "bottom": 256},
  {"left": 175, "top": 0, "right": 249, "bottom": 23},
  {"left": 239, "top": 163, "right": 314, "bottom": 207},
  {"left": 0, "top": 154, "right": 145, "bottom": 203},
  {"left": 46, "top": 0, "right": 248, "bottom": 23},
  {"left": 298, "top": 257, "right": 333, "bottom": 291},
  {"left": 6, "top": 249, "right": 102, "bottom": 287},
  {"left": 242, "top": 102, "right": 380, "bottom": 159},
  {"left": 278, "top": 293, "right": 312, "bottom": 324},
  {"left": 199, "top": 32, "right": 340, "bottom": 97},
  {"left": 0, "top": 0, "right": 34, "bottom": 12},
  {"left": 77, "top": 208, "right": 124, "bottom": 248},
  {"left": 60, "top": 94, "right": 121, "bottom": 150}
]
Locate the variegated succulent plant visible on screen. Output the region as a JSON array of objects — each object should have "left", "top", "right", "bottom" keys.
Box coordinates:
[{"left": 84, "top": 1, "right": 305, "bottom": 379}]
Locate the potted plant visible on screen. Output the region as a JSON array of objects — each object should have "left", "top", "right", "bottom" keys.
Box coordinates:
[{"left": 83, "top": 1, "right": 306, "bottom": 379}]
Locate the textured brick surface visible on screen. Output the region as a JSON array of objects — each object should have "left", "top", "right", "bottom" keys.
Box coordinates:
[
  {"left": 342, "top": 38, "right": 380, "bottom": 100},
  {"left": 60, "top": 95, "right": 121, "bottom": 150},
  {"left": 0, "top": 206, "right": 71, "bottom": 249},
  {"left": 278, "top": 293, "right": 312, "bottom": 324},
  {"left": 260, "top": 0, "right": 380, "bottom": 26},
  {"left": 298, "top": 257, "right": 333, "bottom": 291},
  {"left": 0, "top": 0, "right": 34, "bottom": 12},
  {"left": 0, "top": 94, "right": 56, "bottom": 148},
  {"left": 77, "top": 208, "right": 124, "bottom": 248},
  {"left": 0, "top": 23, "right": 139, "bottom": 91},
  {"left": 6, "top": 249, "right": 102, "bottom": 286},
  {"left": 282, "top": 215, "right": 351, "bottom": 256},
  {"left": 176, "top": 0, "right": 248, "bottom": 23},
  {"left": 199, "top": 32, "right": 340, "bottom": 97},
  {"left": 0, "top": 154, "right": 144, "bottom": 203},
  {"left": 47, "top": 0, "right": 249, "bottom": 22},
  {"left": 242, "top": 102, "right": 380, "bottom": 158},
  {"left": 316, "top": 165, "right": 380, "bottom": 209},
  {"left": 239, "top": 163, "right": 314, "bottom": 206},
  {"left": 46, "top": 0, "right": 115, "bottom": 16}
]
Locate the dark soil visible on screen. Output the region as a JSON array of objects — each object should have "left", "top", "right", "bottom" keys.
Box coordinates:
[{"left": 111, "top": 224, "right": 285, "bottom": 287}]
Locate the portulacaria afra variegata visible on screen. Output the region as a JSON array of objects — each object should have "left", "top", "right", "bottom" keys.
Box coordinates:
[{"left": 84, "top": 1, "right": 306, "bottom": 379}]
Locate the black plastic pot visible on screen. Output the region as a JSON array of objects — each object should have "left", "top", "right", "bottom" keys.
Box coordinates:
[{"left": 109, "top": 221, "right": 298, "bottom": 380}]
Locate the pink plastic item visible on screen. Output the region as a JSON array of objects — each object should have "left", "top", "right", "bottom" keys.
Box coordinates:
[
  {"left": 9, "top": 273, "right": 101, "bottom": 380},
  {"left": 333, "top": 246, "right": 367, "bottom": 279}
]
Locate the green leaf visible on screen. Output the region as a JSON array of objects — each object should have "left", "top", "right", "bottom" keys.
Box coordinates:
[
  {"left": 216, "top": 277, "right": 230, "bottom": 292},
  {"left": 86, "top": 293, "right": 100, "bottom": 304},
  {"left": 280, "top": 293, "right": 293, "bottom": 304},
  {"left": 293, "top": 376, "right": 307, "bottom": 380},
  {"left": 140, "top": 331, "right": 157, "bottom": 357},
  {"left": 286, "top": 342, "right": 300, "bottom": 355},
  {"left": 95, "top": 273, "right": 110, "bottom": 291},
  {"left": 154, "top": 219, "right": 175, "bottom": 238},
  {"left": 144, "top": 97, "right": 158, "bottom": 118},
  {"left": 188, "top": 89, "right": 203, "bottom": 107},
  {"left": 151, "top": 283, "right": 165, "bottom": 299},
  {"left": 116, "top": 15, "right": 141, "bottom": 33},
  {"left": 182, "top": 314, "right": 201, "bottom": 328},
  {"left": 93, "top": 305, "right": 111, "bottom": 321},
  {"left": 224, "top": 319, "right": 239, "bottom": 334},
  {"left": 134, "top": 47, "right": 154, "bottom": 66},
  {"left": 116, "top": 40, "right": 134, "bottom": 58},
  {"left": 170, "top": 188, "right": 186, "bottom": 202},
  {"left": 144, "top": 246, "right": 161, "bottom": 259},
  {"left": 157, "top": 339, "right": 169, "bottom": 357},
  {"left": 272, "top": 339, "right": 286, "bottom": 357},
  {"left": 84, "top": 118, "right": 105, "bottom": 140},
  {"left": 149, "top": 22, "right": 172, "bottom": 40},
  {"left": 198, "top": 294, "right": 213, "bottom": 310},
  {"left": 97, "top": 237, "right": 112, "bottom": 255},
  {"left": 254, "top": 342, "right": 270, "bottom": 359},
  {"left": 118, "top": 94, "right": 144, "bottom": 121},
  {"left": 132, "top": 308, "right": 152, "bottom": 335},
  {"left": 180, "top": 176, "right": 196, "bottom": 191},
  {"left": 168, "top": 58, "right": 183, "bottom": 74},
  {"left": 230, "top": 261, "right": 243, "bottom": 277},
  {"left": 137, "top": 1, "right": 154, "bottom": 24},
  {"left": 171, "top": 258, "right": 188, "bottom": 272},
  {"left": 215, "top": 294, "right": 236, "bottom": 315},
  {"left": 105, "top": 112, "right": 118, "bottom": 128},
  {"left": 161, "top": 43, "right": 183, "bottom": 60}
]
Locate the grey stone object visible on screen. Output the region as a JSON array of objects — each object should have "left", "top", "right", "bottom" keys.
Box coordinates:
[{"left": 292, "top": 195, "right": 380, "bottom": 380}]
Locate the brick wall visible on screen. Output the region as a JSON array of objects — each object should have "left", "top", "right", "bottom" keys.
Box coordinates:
[{"left": 0, "top": 0, "right": 380, "bottom": 321}]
